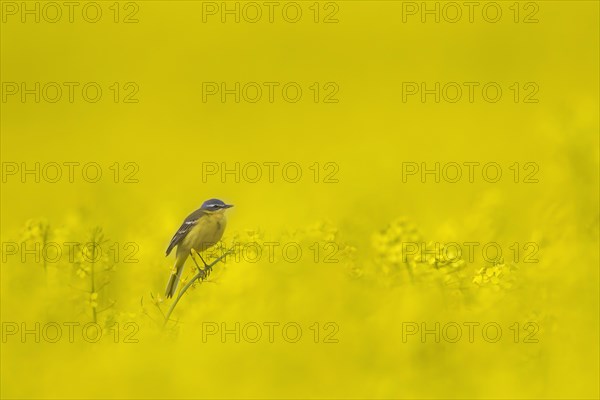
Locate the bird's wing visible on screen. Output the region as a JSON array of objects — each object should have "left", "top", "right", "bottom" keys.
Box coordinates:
[{"left": 166, "top": 208, "right": 205, "bottom": 256}]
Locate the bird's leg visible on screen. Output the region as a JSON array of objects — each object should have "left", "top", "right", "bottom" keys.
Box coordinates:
[
  {"left": 190, "top": 250, "right": 211, "bottom": 279},
  {"left": 198, "top": 252, "right": 213, "bottom": 278},
  {"left": 189, "top": 250, "right": 203, "bottom": 274}
]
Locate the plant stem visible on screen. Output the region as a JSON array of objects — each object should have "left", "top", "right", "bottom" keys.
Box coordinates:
[{"left": 163, "top": 247, "right": 235, "bottom": 327}]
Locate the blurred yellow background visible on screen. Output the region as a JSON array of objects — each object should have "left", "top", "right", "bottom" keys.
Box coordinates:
[{"left": 1, "top": 1, "right": 598, "bottom": 399}]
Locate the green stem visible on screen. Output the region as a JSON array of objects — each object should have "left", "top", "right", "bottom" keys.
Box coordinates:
[{"left": 163, "top": 247, "right": 235, "bottom": 327}]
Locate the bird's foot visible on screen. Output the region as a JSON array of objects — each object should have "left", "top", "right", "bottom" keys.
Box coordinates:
[
  {"left": 201, "top": 265, "right": 212, "bottom": 280},
  {"left": 190, "top": 250, "right": 211, "bottom": 278}
]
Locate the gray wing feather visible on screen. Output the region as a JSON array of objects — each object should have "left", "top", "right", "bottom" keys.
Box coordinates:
[{"left": 166, "top": 208, "right": 205, "bottom": 256}]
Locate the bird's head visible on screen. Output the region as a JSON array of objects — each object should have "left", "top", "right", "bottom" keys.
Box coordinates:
[{"left": 200, "top": 198, "right": 234, "bottom": 213}]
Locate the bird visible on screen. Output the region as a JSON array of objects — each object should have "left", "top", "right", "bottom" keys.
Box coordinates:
[{"left": 164, "top": 198, "right": 233, "bottom": 298}]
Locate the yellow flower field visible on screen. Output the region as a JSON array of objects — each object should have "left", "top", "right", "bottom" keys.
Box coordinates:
[{"left": 1, "top": 1, "right": 598, "bottom": 399}]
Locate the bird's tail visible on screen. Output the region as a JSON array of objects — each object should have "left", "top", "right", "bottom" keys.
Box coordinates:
[{"left": 165, "top": 254, "right": 187, "bottom": 299}]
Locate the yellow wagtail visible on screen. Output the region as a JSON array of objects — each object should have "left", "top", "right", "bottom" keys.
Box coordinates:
[{"left": 164, "top": 198, "right": 233, "bottom": 298}]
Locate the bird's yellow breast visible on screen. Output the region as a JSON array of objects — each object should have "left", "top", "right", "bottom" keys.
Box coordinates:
[{"left": 181, "top": 211, "right": 227, "bottom": 253}]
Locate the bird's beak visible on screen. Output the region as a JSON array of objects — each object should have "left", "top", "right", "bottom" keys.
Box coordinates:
[{"left": 224, "top": 204, "right": 234, "bottom": 208}]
